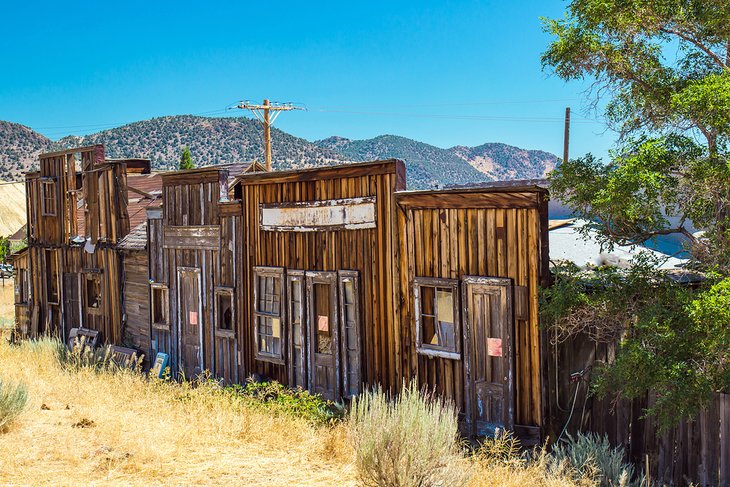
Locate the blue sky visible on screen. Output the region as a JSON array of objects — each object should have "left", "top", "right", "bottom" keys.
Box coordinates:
[{"left": 0, "top": 0, "right": 615, "bottom": 159}]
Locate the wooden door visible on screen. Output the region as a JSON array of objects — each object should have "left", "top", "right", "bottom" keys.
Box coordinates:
[
  {"left": 177, "top": 267, "right": 203, "bottom": 378},
  {"left": 287, "top": 271, "right": 307, "bottom": 389},
  {"left": 306, "top": 272, "right": 339, "bottom": 401},
  {"left": 63, "top": 273, "right": 82, "bottom": 341},
  {"left": 462, "top": 277, "right": 514, "bottom": 436}
]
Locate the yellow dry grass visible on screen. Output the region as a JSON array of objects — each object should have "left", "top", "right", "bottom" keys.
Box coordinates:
[
  {"left": 0, "top": 277, "right": 15, "bottom": 328},
  {"left": 0, "top": 337, "right": 592, "bottom": 487},
  {"left": 0, "top": 338, "right": 356, "bottom": 486}
]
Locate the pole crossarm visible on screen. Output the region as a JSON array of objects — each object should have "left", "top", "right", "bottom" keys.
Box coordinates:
[{"left": 234, "top": 99, "right": 304, "bottom": 171}]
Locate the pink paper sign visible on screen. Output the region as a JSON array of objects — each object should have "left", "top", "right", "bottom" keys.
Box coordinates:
[
  {"left": 487, "top": 337, "right": 502, "bottom": 357},
  {"left": 317, "top": 315, "right": 329, "bottom": 332},
  {"left": 189, "top": 311, "right": 198, "bottom": 325}
]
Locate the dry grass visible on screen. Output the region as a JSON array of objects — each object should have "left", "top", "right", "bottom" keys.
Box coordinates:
[
  {"left": 0, "top": 284, "right": 591, "bottom": 486},
  {"left": 0, "top": 337, "right": 356, "bottom": 486},
  {"left": 0, "top": 277, "right": 15, "bottom": 329}
]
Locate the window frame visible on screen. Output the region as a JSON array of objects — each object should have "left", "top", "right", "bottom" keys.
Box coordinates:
[
  {"left": 84, "top": 272, "right": 102, "bottom": 315},
  {"left": 150, "top": 283, "right": 170, "bottom": 331},
  {"left": 214, "top": 286, "right": 235, "bottom": 338},
  {"left": 286, "top": 270, "right": 307, "bottom": 388},
  {"left": 45, "top": 249, "right": 60, "bottom": 305},
  {"left": 338, "top": 270, "right": 362, "bottom": 398},
  {"left": 253, "top": 266, "right": 286, "bottom": 364},
  {"left": 15, "top": 268, "right": 29, "bottom": 305},
  {"left": 413, "top": 276, "right": 461, "bottom": 360},
  {"left": 40, "top": 178, "right": 57, "bottom": 217}
]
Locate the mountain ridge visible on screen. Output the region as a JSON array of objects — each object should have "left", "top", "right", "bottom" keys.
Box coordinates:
[{"left": 0, "top": 115, "right": 558, "bottom": 188}]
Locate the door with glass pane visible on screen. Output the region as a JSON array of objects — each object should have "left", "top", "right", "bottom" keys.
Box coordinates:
[
  {"left": 306, "top": 272, "right": 340, "bottom": 401},
  {"left": 462, "top": 277, "right": 514, "bottom": 437}
]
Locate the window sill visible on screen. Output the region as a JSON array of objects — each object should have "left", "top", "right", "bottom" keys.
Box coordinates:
[
  {"left": 215, "top": 328, "right": 235, "bottom": 339},
  {"left": 416, "top": 347, "right": 461, "bottom": 361},
  {"left": 255, "top": 354, "right": 285, "bottom": 366}
]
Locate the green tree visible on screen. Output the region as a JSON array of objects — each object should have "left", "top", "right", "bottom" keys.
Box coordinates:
[
  {"left": 179, "top": 146, "right": 194, "bottom": 170},
  {"left": 542, "top": 0, "right": 730, "bottom": 270},
  {"left": 541, "top": 1, "right": 730, "bottom": 425}
]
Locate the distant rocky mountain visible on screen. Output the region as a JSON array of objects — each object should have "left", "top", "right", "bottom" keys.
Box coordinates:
[
  {"left": 0, "top": 115, "right": 559, "bottom": 188},
  {"left": 0, "top": 121, "right": 53, "bottom": 180},
  {"left": 55, "top": 115, "right": 345, "bottom": 172},
  {"left": 315, "top": 135, "right": 557, "bottom": 187}
]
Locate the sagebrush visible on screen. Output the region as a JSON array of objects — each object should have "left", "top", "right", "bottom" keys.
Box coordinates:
[
  {"left": 350, "top": 381, "right": 469, "bottom": 487},
  {"left": 0, "top": 378, "right": 28, "bottom": 431}
]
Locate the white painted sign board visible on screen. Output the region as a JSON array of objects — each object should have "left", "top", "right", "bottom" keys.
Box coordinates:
[{"left": 260, "top": 197, "right": 377, "bottom": 231}]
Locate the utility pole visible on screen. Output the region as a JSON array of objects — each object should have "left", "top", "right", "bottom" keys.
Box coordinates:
[
  {"left": 235, "top": 99, "right": 304, "bottom": 171},
  {"left": 563, "top": 106, "right": 570, "bottom": 164}
]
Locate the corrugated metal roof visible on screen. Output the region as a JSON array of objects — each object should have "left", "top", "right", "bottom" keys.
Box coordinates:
[{"left": 549, "top": 219, "right": 687, "bottom": 270}]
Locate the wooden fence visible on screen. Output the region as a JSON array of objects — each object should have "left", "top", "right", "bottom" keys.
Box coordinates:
[{"left": 551, "top": 334, "right": 729, "bottom": 486}]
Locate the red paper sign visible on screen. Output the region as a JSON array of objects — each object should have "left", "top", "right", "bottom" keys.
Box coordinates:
[
  {"left": 189, "top": 311, "right": 198, "bottom": 325},
  {"left": 487, "top": 338, "right": 502, "bottom": 357}
]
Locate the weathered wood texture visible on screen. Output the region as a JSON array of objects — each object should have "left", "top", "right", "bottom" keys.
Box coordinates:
[
  {"left": 147, "top": 168, "right": 238, "bottom": 381},
  {"left": 237, "top": 160, "right": 406, "bottom": 390},
  {"left": 122, "top": 251, "right": 151, "bottom": 355},
  {"left": 396, "top": 189, "right": 548, "bottom": 429},
  {"left": 552, "top": 334, "right": 730, "bottom": 486},
  {"left": 23, "top": 146, "right": 133, "bottom": 344}
]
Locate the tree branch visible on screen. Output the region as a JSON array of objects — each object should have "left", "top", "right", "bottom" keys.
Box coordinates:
[{"left": 659, "top": 26, "right": 727, "bottom": 68}]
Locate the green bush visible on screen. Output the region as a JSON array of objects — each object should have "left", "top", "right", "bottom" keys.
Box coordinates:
[
  {"left": 225, "top": 379, "right": 343, "bottom": 425},
  {"left": 549, "top": 432, "right": 641, "bottom": 487},
  {"left": 350, "top": 381, "right": 469, "bottom": 487},
  {"left": 0, "top": 379, "right": 28, "bottom": 431}
]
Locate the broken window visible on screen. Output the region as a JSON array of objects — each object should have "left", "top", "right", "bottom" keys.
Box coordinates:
[
  {"left": 41, "top": 179, "right": 57, "bottom": 217},
  {"left": 16, "top": 268, "right": 29, "bottom": 304},
  {"left": 150, "top": 284, "right": 169, "bottom": 329},
  {"left": 215, "top": 287, "right": 234, "bottom": 332},
  {"left": 85, "top": 274, "right": 101, "bottom": 311},
  {"left": 254, "top": 267, "right": 284, "bottom": 363},
  {"left": 45, "top": 249, "right": 60, "bottom": 304},
  {"left": 414, "top": 277, "right": 460, "bottom": 359}
]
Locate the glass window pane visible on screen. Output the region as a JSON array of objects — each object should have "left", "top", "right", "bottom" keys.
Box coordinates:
[{"left": 314, "top": 283, "right": 332, "bottom": 354}]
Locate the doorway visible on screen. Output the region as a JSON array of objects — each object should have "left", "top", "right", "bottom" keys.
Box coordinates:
[
  {"left": 461, "top": 276, "right": 514, "bottom": 437},
  {"left": 177, "top": 267, "right": 203, "bottom": 378}
]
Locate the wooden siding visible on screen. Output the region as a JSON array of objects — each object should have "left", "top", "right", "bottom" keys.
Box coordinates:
[
  {"left": 148, "top": 169, "right": 239, "bottom": 381},
  {"left": 396, "top": 189, "right": 548, "bottom": 428},
  {"left": 122, "top": 251, "right": 151, "bottom": 356},
  {"left": 22, "top": 145, "right": 141, "bottom": 344},
  {"left": 238, "top": 160, "right": 406, "bottom": 389}
]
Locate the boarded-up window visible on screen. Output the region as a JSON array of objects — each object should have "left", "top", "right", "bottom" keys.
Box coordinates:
[
  {"left": 254, "top": 267, "right": 284, "bottom": 363},
  {"left": 414, "top": 277, "right": 460, "bottom": 359},
  {"left": 215, "top": 287, "right": 234, "bottom": 331},
  {"left": 41, "top": 179, "right": 57, "bottom": 216},
  {"left": 85, "top": 274, "right": 101, "bottom": 311},
  {"left": 151, "top": 284, "right": 169, "bottom": 329},
  {"left": 45, "top": 249, "right": 60, "bottom": 305}
]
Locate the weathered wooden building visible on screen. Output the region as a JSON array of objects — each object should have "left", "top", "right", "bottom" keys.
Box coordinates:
[
  {"left": 20, "top": 145, "right": 162, "bottom": 344},
  {"left": 395, "top": 186, "right": 549, "bottom": 437},
  {"left": 16, "top": 146, "right": 550, "bottom": 438},
  {"left": 144, "top": 162, "right": 262, "bottom": 381},
  {"left": 139, "top": 159, "right": 549, "bottom": 438}
]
